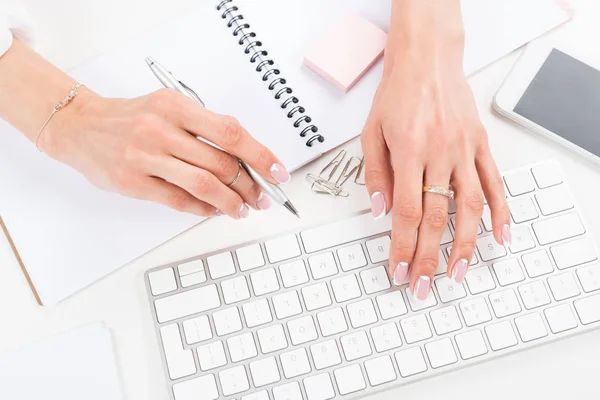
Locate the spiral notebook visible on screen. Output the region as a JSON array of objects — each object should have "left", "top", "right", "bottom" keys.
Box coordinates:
[{"left": 0, "top": 0, "right": 570, "bottom": 305}]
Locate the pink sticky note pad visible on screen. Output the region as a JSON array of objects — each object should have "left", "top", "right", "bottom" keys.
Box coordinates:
[{"left": 304, "top": 13, "right": 388, "bottom": 93}]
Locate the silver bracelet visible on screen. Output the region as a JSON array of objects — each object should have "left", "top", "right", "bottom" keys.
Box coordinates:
[{"left": 35, "top": 83, "right": 85, "bottom": 152}]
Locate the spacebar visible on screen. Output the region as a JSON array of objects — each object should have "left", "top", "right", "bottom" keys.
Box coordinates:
[{"left": 301, "top": 211, "right": 392, "bottom": 253}]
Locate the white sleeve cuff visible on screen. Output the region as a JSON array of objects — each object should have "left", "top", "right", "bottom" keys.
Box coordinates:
[{"left": 0, "top": 3, "right": 35, "bottom": 57}]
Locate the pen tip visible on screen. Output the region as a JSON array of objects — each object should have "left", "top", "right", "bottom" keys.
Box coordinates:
[
  {"left": 145, "top": 57, "right": 155, "bottom": 67},
  {"left": 283, "top": 201, "right": 300, "bottom": 219}
]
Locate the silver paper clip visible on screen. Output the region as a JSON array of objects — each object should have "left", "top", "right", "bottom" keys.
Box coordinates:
[
  {"left": 319, "top": 150, "right": 346, "bottom": 181},
  {"left": 335, "top": 156, "right": 362, "bottom": 187},
  {"left": 354, "top": 156, "right": 366, "bottom": 186},
  {"left": 306, "top": 174, "right": 349, "bottom": 197}
]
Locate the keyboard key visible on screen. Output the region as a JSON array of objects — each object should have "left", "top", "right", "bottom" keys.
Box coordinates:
[
  {"left": 173, "top": 375, "right": 218, "bottom": 400},
  {"left": 308, "top": 252, "right": 338, "bottom": 280},
  {"left": 337, "top": 244, "right": 368, "bottom": 271},
  {"left": 334, "top": 364, "right": 366, "bottom": 395},
  {"left": 160, "top": 324, "right": 196, "bottom": 380},
  {"left": 178, "top": 260, "right": 207, "bottom": 288},
  {"left": 242, "top": 391, "right": 269, "bottom": 400},
  {"left": 481, "top": 206, "right": 493, "bottom": 232},
  {"left": 213, "top": 307, "right": 243, "bottom": 336},
  {"left": 509, "top": 197, "right": 539, "bottom": 223},
  {"left": 155, "top": 284, "right": 220, "bottom": 323},
  {"left": 400, "top": 313, "right": 433, "bottom": 344},
  {"left": 360, "top": 266, "right": 391, "bottom": 294},
  {"left": 311, "top": 340, "right": 342, "bottom": 369},
  {"left": 257, "top": 324, "right": 288, "bottom": 354},
  {"left": 394, "top": 347, "right": 428, "bottom": 377},
  {"left": 369, "top": 323, "right": 401, "bottom": 353},
  {"left": 302, "top": 282, "right": 332, "bottom": 311},
  {"left": 522, "top": 250, "right": 554, "bottom": 278},
  {"left": 533, "top": 212, "right": 585, "bottom": 245},
  {"left": 249, "top": 357, "right": 280, "bottom": 387},
  {"left": 477, "top": 235, "right": 507, "bottom": 261},
  {"left": 515, "top": 313, "right": 548, "bottom": 342},
  {"left": 490, "top": 289, "right": 522, "bottom": 318},
  {"left": 485, "top": 321, "right": 518, "bottom": 351},
  {"left": 182, "top": 315, "right": 212, "bottom": 344},
  {"left": 455, "top": 330, "right": 488, "bottom": 360},
  {"left": 544, "top": 304, "right": 578, "bottom": 333},
  {"left": 459, "top": 297, "right": 492, "bottom": 326},
  {"left": 365, "top": 355, "right": 397, "bottom": 386},
  {"left": 265, "top": 234, "right": 301, "bottom": 263},
  {"left": 435, "top": 277, "right": 467, "bottom": 303},
  {"left": 536, "top": 186, "right": 573, "bottom": 216},
  {"left": 347, "top": 299, "right": 378, "bottom": 328},
  {"left": 548, "top": 272, "right": 580, "bottom": 301},
  {"left": 531, "top": 162, "right": 563, "bottom": 188},
  {"left": 242, "top": 298, "right": 273, "bottom": 328},
  {"left": 272, "top": 291, "right": 302, "bottom": 319},
  {"left": 250, "top": 268, "right": 280, "bottom": 296},
  {"left": 509, "top": 226, "right": 536, "bottom": 253},
  {"left": 493, "top": 258, "right": 525, "bottom": 286},
  {"left": 574, "top": 294, "right": 600, "bottom": 324},
  {"left": 280, "top": 348, "right": 311, "bottom": 379},
  {"left": 465, "top": 266, "right": 496, "bottom": 294},
  {"left": 504, "top": 169, "right": 535, "bottom": 196},
  {"left": 577, "top": 264, "right": 600, "bottom": 292},
  {"left": 425, "top": 338, "right": 458, "bottom": 368},
  {"left": 431, "top": 306, "right": 462, "bottom": 335},
  {"left": 236, "top": 243, "right": 265, "bottom": 271},
  {"left": 280, "top": 260, "right": 309, "bottom": 288},
  {"left": 341, "top": 331, "right": 372, "bottom": 361},
  {"left": 441, "top": 224, "right": 454, "bottom": 244},
  {"left": 405, "top": 287, "right": 438, "bottom": 311},
  {"left": 376, "top": 291, "right": 408, "bottom": 320},
  {"left": 434, "top": 249, "right": 448, "bottom": 276},
  {"left": 197, "top": 341, "right": 227, "bottom": 371},
  {"left": 207, "top": 251, "right": 236, "bottom": 279},
  {"left": 303, "top": 373, "right": 335, "bottom": 400},
  {"left": 288, "top": 316, "right": 318, "bottom": 345},
  {"left": 221, "top": 276, "right": 251, "bottom": 304},
  {"left": 331, "top": 274, "right": 361, "bottom": 303},
  {"left": 551, "top": 238, "right": 597, "bottom": 270},
  {"left": 366, "top": 235, "right": 391, "bottom": 263},
  {"left": 518, "top": 280, "right": 551, "bottom": 309},
  {"left": 227, "top": 332, "right": 258, "bottom": 363},
  {"left": 149, "top": 268, "right": 177, "bottom": 296},
  {"left": 273, "top": 382, "right": 303, "bottom": 400},
  {"left": 317, "top": 307, "right": 348, "bottom": 337}
]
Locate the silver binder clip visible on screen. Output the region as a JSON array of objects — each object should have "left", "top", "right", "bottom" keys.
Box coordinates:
[
  {"left": 354, "top": 156, "right": 366, "bottom": 186},
  {"left": 319, "top": 150, "right": 347, "bottom": 181}
]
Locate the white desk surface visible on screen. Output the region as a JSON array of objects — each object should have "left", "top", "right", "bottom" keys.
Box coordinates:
[{"left": 2, "top": 0, "right": 599, "bottom": 398}]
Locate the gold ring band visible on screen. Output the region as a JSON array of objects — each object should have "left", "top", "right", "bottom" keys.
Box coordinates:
[
  {"left": 423, "top": 185, "right": 455, "bottom": 199},
  {"left": 227, "top": 162, "right": 242, "bottom": 187}
]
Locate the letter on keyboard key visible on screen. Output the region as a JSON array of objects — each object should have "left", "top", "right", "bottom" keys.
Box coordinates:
[
  {"left": 334, "top": 364, "right": 366, "bottom": 395},
  {"left": 347, "top": 299, "right": 378, "bottom": 328},
  {"left": 370, "top": 323, "right": 403, "bottom": 352},
  {"left": 455, "top": 330, "right": 488, "bottom": 360},
  {"left": 405, "top": 287, "right": 437, "bottom": 311},
  {"left": 551, "top": 238, "right": 597, "bottom": 270},
  {"left": 265, "top": 234, "right": 301, "bottom": 263},
  {"left": 302, "top": 282, "right": 332, "bottom": 311},
  {"left": 509, "top": 226, "right": 536, "bottom": 254},
  {"left": 376, "top": 292, "right": 408, "bottom": 320},
  {"left": 544, "top": 304, "right": 578, "bottom": 333},
  {"left": 504, "top": 169, "right": 535, "bottom": 196},
  {"left": 331, "top": 274, "right": 361, "bottom": 303},
  {"left": 257, "top": 324, "right": 288, "bottom": 354},
  {"left": 394, "top": 347, "right": 428, "bottom": 377},
  {"left": 213, "top": 307, "right": 243, "bottom": 336},
  {"left": 425, "top": 338, "right": 458, "bottom": 368},
  {"left": 489, "top": 289, "right": 522, "bottom": 318},
  {"left": 361, "top": 266, "right": 391, "bottom": 294},
  {"left": 250, "top": 357, "right": 281, "bottom": 387},
  {"left": 311, "top": 340, "right": 342, "bottom": 370},
  {"left": 515, "top": 313, "right": 548, "bottom": 342},
  {"left": 228, "top": 332, "right": 258, "bottom": 363},
  {"left": 236, "top": 243, "right": 265, "bottom": 271},
  {"left": 207, "top": 251, "right": 236, "bottom": 279},
  {"left": 242, "top": 298, "right": 273, "bottom": 328},
  {"left": 536, "top": 186, "right": 573, "bottom": 216},
  {"left": 485, "top": 321, "right": 518, "bottom": 351},
  {"left": 574, "top": 294, "right": 600, "bottom": 325},
  {"left": 303, "top": 373, "right": 335, "bottom": 400},
  {"left": 288, "top": 316, "right": 318, "bottom": 345},
  {"left": 219, "top": 365, "right": 250, "bottom": 396},
  {"left": 531, "top": 162, "right": 563, "bottom": 188},
  {"left": 182, "top": 315, "right": 212, "bottom": 344},
  {"left": 431, "top": 306, "right": 462, "bottom": 335},
  {"left": 155, "top": 285, "right": 220, "bottom": 323},
  {"left": 400, "top": 314, "right": 432, "bottom": 344},
  {"left": 533, "top": 212, "right": 585, "bottom": 245},
  {"left": 341, "top": 331, "right": 372, "bottom": 361},
  {"left": 477, "top": 235, "right": 507, "bottom": 262},
  {"left": 337, "top": 244, "right": 367, "bottom": 271},
  {"left": 365, "top": 356, "right": 397, "bottom": 386},
  {"left": 317, "top": 307, "right": 348, "bottom": 337},
  {"left": 160, "top": 324, "right": 196, "bottom": 380},
  {"left": 250, "top": 268, "right": 280, "bottom": 296},
  {"left": 522, "top": 250, "right": 554, "bottom": 278},
  {"left": 493, "top": 258, "right": 525, "bottom": 286},
  {"left": 280, "top": 348, "right": 311, "bottom": 379},
  {"left": 279, "top": 260, "right": 309, "bottom": 288},
  {"left": 460, "top": 297, "right": 492, "bottom": 327},
  {"left": 509, "top": 197, "right": 539, "bottom": 223},
  {"left": 197, "top": 341, "right": 227, "bottom": 371},
  {"left": 148, "top": 268, "right": 177, "bottom": 296},
  {"left": 548, "top": 272, "right": 580, "bottom": 301},
  {"left": 221, "top": 276, "right": 251, "bottom": 305},
  {"left": 577, "top": 264, "right": 600, "bottom": 293},
  {"left": 366, "top": 236, "right": 391, "bottom": 263},
  {"left": 435, "top": 277, "right": 467, "bottom": 303},
  {"left": 518, "top": 280, "right": 551, "bottom": 309},
  {"left": 465, "top": 266, "right": 496, "bottom": 294},
  {"left": 173, "top": 375, "right": 218, "bottom": 400},
  {"left": 308, "top": 252, "right": 338, "bottom": 279},
  {"left": 272, "top": 291, "right": 302, "bottom": 319},
  {"left": 273, "top": 382, "right": 303, "bottom": 400}
]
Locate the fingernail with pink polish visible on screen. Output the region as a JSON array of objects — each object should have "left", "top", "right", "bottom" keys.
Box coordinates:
[
  {"left": 502, "top": 224, "right": 512, "bottom": 246},
  {"left": 270, "top": 163, "right": 290, "bottom": 184},
  {"left": 393, "top": 262, "right": 409, "bottom": 286},
  {"left": 256, "top": 192, "right": 272, "bottom": 210},
  {"left": 238, "top": 203, "right": 250, "bottom": 219},
  {"left": 215, "top": 209, "right": 224, "bottom": 216},
  {"left": 414, "top": 276, "right": 431, "bottom": 301},
  {"left": 370, "top": 192, "right": 386, "bottom": 220},
  {"left": 452, "top": 258, "right": 469, "bottom": 284}
]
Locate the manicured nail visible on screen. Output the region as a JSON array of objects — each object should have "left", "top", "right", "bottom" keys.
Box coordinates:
[
  {"left": 415, "top": 276, "right": 431, "bottom": 301},
  {"left": 502, "top": 224, "right": 512, "bottom": 246},
  {"left": 370, "top": 192, "right": 386, "bottom": 220},
  {"left": 393, "top": 262, "right": 409, "bottom": 286},
  {"left": 215, "top": 209, "right": 224, "bottom": 216},
  {"left": 256, "top": 192, "right": 272, "bottom": 210},
  {"left": 238, "top": 203, "right": 250, "bottom": 219},
  {"left": 451, "top": 258, "right": 469, "bottom": 284},
  {"left": 270, "top": 163, "right": 290, "bottom": 184}
]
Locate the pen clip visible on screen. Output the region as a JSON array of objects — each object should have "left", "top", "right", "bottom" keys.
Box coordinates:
[{"left": 179, "top": 80, "right": 206, "bottom": 108}]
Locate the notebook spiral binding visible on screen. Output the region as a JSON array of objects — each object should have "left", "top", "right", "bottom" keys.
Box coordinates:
[{"left": 216, "top": 0, "right": 325, "bottom": 147}]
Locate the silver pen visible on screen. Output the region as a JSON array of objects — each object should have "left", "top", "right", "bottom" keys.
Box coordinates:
[{"left": 145, "top": 57, "right": 300, "bottom": 218}]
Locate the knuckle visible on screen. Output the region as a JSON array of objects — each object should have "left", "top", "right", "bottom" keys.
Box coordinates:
[
  {"left": 220, "top": 116, "right": 244, "bottom": 148},
  {"left": 256, "top": 147, "right": 274, "bottom": 169},
  {"left": 215, "top": 152, "right": 237, "bottom": 178},
  {"left": 390, "top": 242, "right": 415, "bottom": 258},
  {"left": 107, "top": 167, "right": 130, "bottom": 192},
  {"left": 150, "top": 88, "right": 178, "bottom": 109},
  {"left": 422, "top": 206, "right": 449, "bottom": 230},
  {"left": 394, "top": 203, "right": 422, "bottom": 225},
  {"left": 461, "top": 191, "right": 485, "bottom": 214},
  {"left": 416, "top": 256, "right": 439, "bottom": 272},
  {"left": 454, "top": 240, "right": 477, "bottom": 255},
  {"left": 190, "top": 171, "right": 213, "bottom": 197},
  {"left": 167, "top": 191, "right": 192, "bottom": 212}
]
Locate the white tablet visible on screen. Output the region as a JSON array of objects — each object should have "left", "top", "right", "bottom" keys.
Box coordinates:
[{"left": 493, "top": 28, "right": 600, "bottom": 166}]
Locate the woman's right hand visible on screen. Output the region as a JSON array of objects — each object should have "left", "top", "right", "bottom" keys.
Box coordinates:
[{"left": 40, "top": 88, "right": 291, "bottom": 219}]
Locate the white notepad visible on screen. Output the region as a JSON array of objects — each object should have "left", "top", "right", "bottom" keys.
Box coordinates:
[
  {"left": 0, "top": 0, "right": 570, "bottom": 305},
  {"left": 0, "top": 323, "right": 124, "bottom": 400}
]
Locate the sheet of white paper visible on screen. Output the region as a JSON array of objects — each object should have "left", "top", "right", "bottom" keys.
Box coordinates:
[{"left": 0, "top": 323, "right": 125, "bottom": 400}]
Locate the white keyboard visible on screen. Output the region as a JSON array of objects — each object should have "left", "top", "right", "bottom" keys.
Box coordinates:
[{"left": 145, "top": 161, "right": 600, "bottom": 400}]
